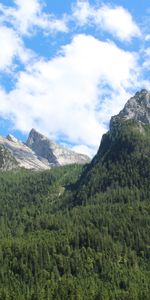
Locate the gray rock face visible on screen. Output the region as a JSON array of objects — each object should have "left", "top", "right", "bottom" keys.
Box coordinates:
[
  {"left": 0, "top": 129, "right": 90, "bottom": 170},
  {"left": 0, "top": 145, "right": 19, "bottom": 170},
  {"left": 26, "top": 129, "right": 90, "bottom": 166},
  {"left": 26, "top": 129, "right": 58, "bottom": 166},
  {"left": 111, "top": 89, "right": 150, "bottom": 127},
  {"left": 0, "top": 135, "right": 49, "bottom": 170}
]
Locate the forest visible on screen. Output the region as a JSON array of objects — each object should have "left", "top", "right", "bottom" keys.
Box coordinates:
[{"left": 1, "top": 119, "right": 150, "bottom": 299}]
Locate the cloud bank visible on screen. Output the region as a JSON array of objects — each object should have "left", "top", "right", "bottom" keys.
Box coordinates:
[
  {"left": 0, "top": 34, "right": 140, "bottom": 155},
  {"left": 73, "top": 0, "right": 141, "bottom": 42},
  {"left": 0, "top": 0, "right": 147, "bottom": 156}
]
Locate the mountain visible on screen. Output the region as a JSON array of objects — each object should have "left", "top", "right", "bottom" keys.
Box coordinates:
[
  {"left": 0, "top": 134, "right": 50, "bottom": 170},
  {"left": 1, "top": 90, "right": 150, "bottom": 299},
  {"left": 75, "top": 89, "right": 150, "bottom": 204},
  {"left": 0, "top": 130, "right": 90, "bottom": 170},
  {"left": 111, "top": 89, "right": 150, "bottom": 125},
  {"left": 26, "top": 128, "right": 90, "bottom": 166}
]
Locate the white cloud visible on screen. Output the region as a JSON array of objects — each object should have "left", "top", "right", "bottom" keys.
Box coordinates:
[
  {"left": 73, "top": 0, "right": 141, "bottom": 42},
  {"left": 0, "top": 34, "right": 140, "bottom": 156},
  {"left": 141, "top": 47, "right": 150, "bottom": 73},
  {"left": 13, "top": 0, "right": 68, "bottom": 35},
  {"left": 0, "top": 26, "right": 33, "bottom": 72},
  {"left": 0, "top": 26, "right": 21, "bottom": 71},
  {"left": 0, "top": 0, "right": 140, "bottom": 75},
  {"left": 72, "top": 144, "right": 95, "bottom": 158},
  {"left": 0, "top": 0, "right": 68, "bottom": 36},
  {"left": 73, "top": 0, "right": 91, "bottom": 26},
  {"left": 0, "top": 0, "right": 68, "bottom": 72},
  {"left": 145, "top": 34, "right": 150, "bottom": 41},
  {"left": 95, "top": 5, "right": 141, "bottom": 42},
  {"left": 0, "top": 1, "right": 145, "bottom": 156}
]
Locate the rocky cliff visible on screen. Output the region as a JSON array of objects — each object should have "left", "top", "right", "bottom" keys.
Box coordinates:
[
  {"left": 0, "top": 130, "right": 90, "bottom": 170},
  {"left": 0, "top": 134, "right": 49, "bottom": 170},
  {"left": 0, "top": 144, "right": 19, "bottom": 170},
  {"left": 110, "top": 89, "right": 150, "bottom": 126},
  {"left": 26, "top": 129, "right": 90, "bottom": 167}
]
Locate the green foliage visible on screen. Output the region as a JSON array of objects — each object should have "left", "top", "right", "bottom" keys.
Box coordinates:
[
  {"left": 1, "top": 120, "right": 150, "bottom": 299},
  {"left": 76, "top": 120, "right": 150, "bottom": 204},
  {"left": 0, "top": 164, "right": 83, "bottom": 237},
  {"left": 0, "top": 145, "right": 18, "bottom": 170},
  {"left": 1, "top": 199, "right": 150, "bottom": 299}
]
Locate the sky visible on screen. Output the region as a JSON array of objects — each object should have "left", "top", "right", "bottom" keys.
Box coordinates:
[{"left": 0, "top": 0, "right": 150, "bottom": 157}]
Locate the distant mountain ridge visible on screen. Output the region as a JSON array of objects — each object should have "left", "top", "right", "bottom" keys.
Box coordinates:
[
  {"left": 26, "top": 129, "right": 90, "bottom": 167},
  {"left": 0, "top": 129, "right": 90, "bottom": 170}
]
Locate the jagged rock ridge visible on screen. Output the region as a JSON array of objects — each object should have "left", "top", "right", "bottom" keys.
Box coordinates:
[
  {"left": 0, "top": 135, "right": 49, "bottom": 170},
  {"left": 111, "top": 89, "right": 150, "bottom": 127},
  {"left": 0, "top": 130, "right": 90, "bottom": 170},
  {"left": 26, "top": 129, "right": 90, "bottom": 167}
]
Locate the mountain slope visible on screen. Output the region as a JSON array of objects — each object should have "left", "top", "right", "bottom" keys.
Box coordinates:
[
  {"left": 1, "top": 90, "right": 150, "bottom": 299},
  {"left": 0, "top": 144, "right": 18, "bottom": 170},
  {"left": 75, "top": 90, "right": 150, "bottom": 204},
  {"left": 1, "top": 146, "right": 150, "bottom": 299}
]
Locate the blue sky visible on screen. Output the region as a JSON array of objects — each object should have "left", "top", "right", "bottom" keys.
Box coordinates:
[{"left": 0, "top": 0, "right": 150, "bottom": 156}]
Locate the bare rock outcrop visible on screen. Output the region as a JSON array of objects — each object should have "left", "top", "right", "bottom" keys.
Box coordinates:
[
  {"left": 26, "top": 129, "right": 90, "bottom": 167},
  {"left": 111, "top": 89, "right": 150, "bottom": 127},
  {"left": 0, "top": 130, "right": 90, "bottom": 170}
]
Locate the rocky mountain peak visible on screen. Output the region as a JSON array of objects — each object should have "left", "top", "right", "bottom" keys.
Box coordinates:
[
  {"left": 26, "top": 128, "right": 48, "bottom": 145},
  {"left": 26, "top": 129, "right": 59, "bottom": 166},
  {"left": 26, "top": 129, "right": 90, "bottom": 166},
  {"left": 111, "top": 89, "right": 150, "bottom": 127},
  {"left": 6, "top": 134, "right": 19, "bottom": 143},
  {"left": 0, "top": 129, "right": 90, "bottom": 171}
]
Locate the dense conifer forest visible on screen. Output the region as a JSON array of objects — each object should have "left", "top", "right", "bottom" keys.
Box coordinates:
[{"left": 1, "top": 120, "right": 150, "bottom": 299}]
